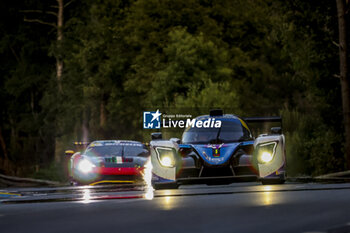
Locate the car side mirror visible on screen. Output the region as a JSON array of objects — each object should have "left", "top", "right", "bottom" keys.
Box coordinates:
[
  {"left": 65, "top": 150, "right": 75, "bottom": 156},
  {"left": 138, "top": 149, "right": 150, "bottom": 157},
  {"left": 151, "top": 132, "right": 162, "bottom": 140},
  {"left": 170, "top": 138, "right": 181, "bottom": 144},
  {"left": 270, "top": 127, "right": 282, "bottom": 134}
]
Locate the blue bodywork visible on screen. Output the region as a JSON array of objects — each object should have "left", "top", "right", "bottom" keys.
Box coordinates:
[
  {"left": 181, "top": 141, "right": 254, "bottom": 166},
  {"left": 151, "top": 113, "right": 286, "bottom": 187}
]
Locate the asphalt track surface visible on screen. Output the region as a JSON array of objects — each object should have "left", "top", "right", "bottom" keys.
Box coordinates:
[{"left": 1, "top": 182, "right": 350, "bottom": 233}]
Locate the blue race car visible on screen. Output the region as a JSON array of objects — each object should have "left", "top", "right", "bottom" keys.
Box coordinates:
[{"left": 150, "top": 110, "right": 286, "bottom": 189}]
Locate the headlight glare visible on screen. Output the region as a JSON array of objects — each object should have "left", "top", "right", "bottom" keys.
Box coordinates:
[
  {"left": 256, "top": 142, "right": 277, "bottom": 164},
  {"left": 160, "top": 156, "right": 174, "bottom": 167},
  {"left": 260, "top": 152, "right": 273, "bottom": 163},
  {"left": 78, "top": 159, "right": 96, "bottom": 173},
  {"left": 156, "top": 147, "right": 176, "bottom": 168}
]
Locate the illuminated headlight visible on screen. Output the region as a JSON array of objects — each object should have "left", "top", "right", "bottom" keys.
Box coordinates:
[
  {"left": 256, "top": 142, "right": 277, "bottom": 164},
  {"left": 260, "top": 152, "right": 273, "bottom": 163},
  {"left": 77, "top": 159, "right": 96, "bottom": 173},
  {"left": 155, "top": 147, "right": 176, "bottom": 168}
]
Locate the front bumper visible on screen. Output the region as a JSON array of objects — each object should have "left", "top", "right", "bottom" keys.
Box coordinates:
[
  {"left": 72, "top": 167, "right": 144, "bottom": 185},
  {"left": 177, "top": 175, "right": 258, "bottom": 185},
  {"left": 95, "top": 167, "right": 143, "bottom": 176},
  {"left": 152, "top": 174, "right": 258, "bottom": 186}
]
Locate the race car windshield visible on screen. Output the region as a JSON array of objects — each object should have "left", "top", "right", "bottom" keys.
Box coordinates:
[
  {"left": 123, "top": 145, "right": 149, "bottom": 157},
  {"left": 85, "top": 144, "right": 148, "bottom": 157},
  {"left": 182, "top": 120, "right": 251, "bottom": 144},
  {"left": 85, "top": 145, "right": 123, "bottom": 157}
]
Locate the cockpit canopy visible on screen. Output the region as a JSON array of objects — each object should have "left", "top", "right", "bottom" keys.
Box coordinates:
[
  {"left": 182, "top": 117, "right": 252, "bottom": 144},
  {"left": 84, "top": 141, "right": 149, "bottom": 157}
]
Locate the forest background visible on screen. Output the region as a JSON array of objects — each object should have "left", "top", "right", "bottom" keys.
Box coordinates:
[{"left": 1, "top": 0, "right": 349, "bottom": 181}]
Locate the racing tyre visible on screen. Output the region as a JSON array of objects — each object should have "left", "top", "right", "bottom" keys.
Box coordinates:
[
  {"left": 153, "top": 182, "right": 179, "bottom": 190},
  {"left": 70, "top": 180, "right": 79, "bottom": 186},
  {"left": 261, "top": 178, "right": 285, "bottom": 185},
  {"left": 69, "top": 178, "right": 84, "bottom": 186}
]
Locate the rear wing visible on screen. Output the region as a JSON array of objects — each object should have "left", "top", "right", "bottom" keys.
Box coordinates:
[
  {"left": 243, "top": 116, "right": 282, "bottom": 135},
  {"left": 65, "top": 142, "right": 90, "bottom": 156},
  {"left": 73, "top": 141, "right": 90, "bottom": 146},
  {"left": 243, "top": 116, "right": 282, "bottom": 124},
  {"left": 72, "top": 141, "right": 90, "bottom": 151}
]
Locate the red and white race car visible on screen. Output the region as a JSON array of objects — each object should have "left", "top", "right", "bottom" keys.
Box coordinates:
[{"left": 65, "top": 140, "right": 149, "bottom": 185}]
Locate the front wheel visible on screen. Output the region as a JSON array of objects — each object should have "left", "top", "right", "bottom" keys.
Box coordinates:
[
  {"left": 261, "top": 178, "right": 285, "bottom": 185},
  {"left": 153, "top": 182, "right": 179, "bottom": 190},
  {"left": 70, "top": 179, "right": 80, "bottom": 186}
]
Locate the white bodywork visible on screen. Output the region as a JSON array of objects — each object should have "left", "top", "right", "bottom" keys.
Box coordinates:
[
  {"left": 151, "top": 134, "right": 286, "bottom": 181},
  {"left": 254, "top": 134, "right": 285, "bottom": 178},
  {"left": 150, "top": 140, "right": 178, "bottom": 181}
]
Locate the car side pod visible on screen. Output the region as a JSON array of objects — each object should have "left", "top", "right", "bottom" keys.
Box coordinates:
[{"left": 254, "top": 134, "right": 286, "bottom": 185}]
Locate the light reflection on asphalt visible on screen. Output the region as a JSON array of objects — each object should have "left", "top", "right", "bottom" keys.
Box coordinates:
[
  {"left": 82, "top": 189, "right": 91, "bottom": 203},
  {"left": 3, "top": 183, "right": 350, "bottom": 205},
  {"left": 150, "top": 190, "right": 177, "bottom": 210},
  {"left": 142, "top": 158, "right": 154, "bottom": 200},
  {"left": 144, "top": 187, "right": 154, "bottom": 200},
  {"left": 162, "top": 196, "right": 174, "bottom": 210},
  {"left": 251, "top": 185, "right": 284, "bottom": 206}
]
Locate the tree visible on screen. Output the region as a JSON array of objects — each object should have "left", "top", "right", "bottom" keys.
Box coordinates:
[
  {"left": 22, "top": 0, "right": 66, "bottom": 92},
  {"left": 0, "top": 0, "right": 348, "bottom": 178},
  {"left": 22, "top": 0, "right": 69, "bottom": 163},
  {"left": 336, "top": 0, "right": 350, "bottom": 169}
]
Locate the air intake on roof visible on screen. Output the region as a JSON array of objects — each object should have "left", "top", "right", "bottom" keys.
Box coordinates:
[{"left": 209, "top": 109, "right": 223, "bottom": 117}]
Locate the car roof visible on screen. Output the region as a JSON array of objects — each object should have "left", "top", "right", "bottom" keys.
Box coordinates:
[
  {"left": 193, "top": 114, "right": 250, "bottom": 132},
  {"left": 196, "top": 114, "right": 242, "bottom": 121},
  {"left": 89, "top": 140, "right": 144, "bottom": 146}
]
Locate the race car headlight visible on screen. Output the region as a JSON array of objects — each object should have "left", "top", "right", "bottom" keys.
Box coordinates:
[
  {"left": 256, "top": 142, "right": 277, "bottom": 164},
  {"left": 155, "top": 147, "right": 176, "bottom": 168},
  {"left": 77, "top": 159, "right": 96, "bottom": 173},
  {"left": 260, "top": 152, "right": 273, "bottom": 163}
]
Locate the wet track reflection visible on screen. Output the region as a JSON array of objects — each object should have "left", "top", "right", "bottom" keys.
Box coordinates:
[
  {"left": 254, "top": 185, "right": 283, "bottom": 206},
  {"left": 2, "top": 182, "right": 350, "bottom": 233},
  {"left": 2, "top": 182, "right": 350, "bottom": 204},
  {"left": 82, "top": 189, "right": 91, "bottom": 203}
]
